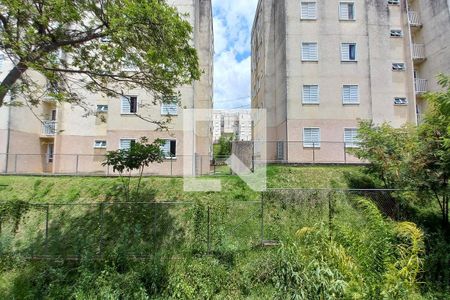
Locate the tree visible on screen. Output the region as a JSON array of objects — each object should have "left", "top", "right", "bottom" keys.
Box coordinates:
[
  {"left": 0, "top": 0, "right": 200, "bottom": 122},
  {"left": 102, "top": 137, "right": 164, "bottom": 200},
  {"left": 413, "top": 74, "right": 450, "bottom": 229}
]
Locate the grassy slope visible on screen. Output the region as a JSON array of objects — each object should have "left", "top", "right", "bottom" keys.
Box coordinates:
[{"left": 0, "top": 165, "right": 361, "bottom": 203}]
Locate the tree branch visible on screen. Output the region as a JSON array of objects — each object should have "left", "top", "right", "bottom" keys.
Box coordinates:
[{"left": 0, "top": 62, "right": 28, "bottom": 106}]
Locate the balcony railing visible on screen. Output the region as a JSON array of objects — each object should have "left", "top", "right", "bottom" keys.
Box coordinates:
[
  {"left": 415, "top": 78, "right": 428, "bottom": 94},
  {"left": 42, "top": 121, "right": 57, "bottom": 136},
  {"left": 408, "top": 11, "right": 422, "bottom": 27},
  {"left": 412, "top": 44, "right": 426, "bottom": 61}
]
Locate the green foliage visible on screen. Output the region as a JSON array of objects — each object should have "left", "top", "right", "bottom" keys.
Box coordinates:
[
  {"left": 216, "top": 135, "right": 234, "bottom": 157},
  {"left": 0, "top": 200, "right": 30, "bottom": 233},
  {"left": 0, "top": 0, "right": 200, "bottom": 112}
]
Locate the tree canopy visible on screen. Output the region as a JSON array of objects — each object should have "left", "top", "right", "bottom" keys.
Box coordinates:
[{"left": 0, "top": 0, "right": 200, "bottom": 112}]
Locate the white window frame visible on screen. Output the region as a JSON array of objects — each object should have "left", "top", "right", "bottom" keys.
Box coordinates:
[
  {"left": 339, "top": 2, "right": 356, "bottom": 21},
  {"left": 388, "top": 0, "right": 400, "bottom": 5},
  {"left": 301, "top": 42, "right": 319, "bottom": 61},
  {"left": 276, "top": 141, "right": 285, "bottom": 160},
  {"left": 161, "top": 139, "right": 177, "bottom": 159},
  {"left": 394, "top": 97, "right": 408, "bottom": 105},
  {"left": 119, "top": 138, "right": 136, "bottom": 150},
  {"left": 302, "top": 85, "right": 320, "bottom": 104},
  {"left": 301, "top": 1, "right": 317, "bottom": 20},
  {"left": 96, "top": 105, "right": 109, "bottom": 112},
  {"left": 344, "top": 128, "right": 359, "bottom": 148},
  {"left": 94, "top": 140, "right": 107, "bottom": 149},
  {"left": 342, "top": 85, "right": 360, "bottom": 104},
  {"left": 390, "top": 29, "right": 403, "bottom": 37},
  {"left": 161, "top": 103, "right": 178, "bottom": 116},
  {"left": 120, "top": 95, "right": 138, "bottom": 114},
  {"left": 303, "top": 127, "right": 321, "bottom": 148},
  {"left": 392, "top": 63, "right": 406, "bottom": 71},
  {"left": 341, "top": 43, "right": 357, "bottom": 62}
]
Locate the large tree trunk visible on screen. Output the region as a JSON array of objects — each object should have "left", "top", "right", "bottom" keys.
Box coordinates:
[{"left": 0, "top": 62, "right": 28, "bottom": 106}]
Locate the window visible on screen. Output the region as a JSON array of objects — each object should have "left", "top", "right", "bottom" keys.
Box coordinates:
[
  {"left": 121, "top": 96, "right": 138, "bottom": 114},
  {"left": 301, "top": 2, "right": 317, "bottom": 20},
  {"left": 302, "top": 85, "right": 320, "bottom": 104},
  {"left": 161, "top": 140, "right": 176, "bottom": 158},
  {"left": 47, "top": 144, "right": 54, "bottom": 163},
  {"left": 344, "top": 128, "right": 359, "bottom": 148},
  {"left": 276, "top": 141, "right": 285, "bottom": 160},
  {"left": 341, "top": 43, "right": 357, "bottom": 61},
  {"left": 302, "top": 42, "right": 318, "bottom": 61},
  {"left": 388, "top": 0, "right": 400, "bottom": 5},
  {"left": 339, "top": 2, "right": 355, "bottom": 20},
  {"left": 51, "top": 109, "right": 57, "bottom": 121},
  {"left": 96, "top": 105, "right": 109, "bottom": 112},
  {"left": 94, "top": 140, "right": 107, "bottom": 148},
  {"left": 392, "top": 63, "right": 406, "bottom": 71},
  {"left": 161, "top": 103, "right": 178, "bottom": 115},
  {"left": 390, "top": 29, "right": 403, "bottom": 37},
  {"left": 342, "top": 85, "right": 359, "bottom": 104},
  {"left": 394, "top": 97, "right": 408, "bottom": 105},
  {"left": 120, "top": 139, "right": 136, "bottom": 150},
  {"left": 303, "top": 128, "right": 320, "bottom": 148}
]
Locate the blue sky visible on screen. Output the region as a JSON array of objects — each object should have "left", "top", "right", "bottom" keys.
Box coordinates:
[{"left": 212, "top": 0, "right": 259, "bottom": 109}]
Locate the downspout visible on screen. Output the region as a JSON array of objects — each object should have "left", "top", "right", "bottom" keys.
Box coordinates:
[{"left": 5, "top": 93, "right": 12, "bottom": 172}]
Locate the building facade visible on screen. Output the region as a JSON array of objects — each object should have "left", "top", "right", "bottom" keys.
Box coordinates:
[
  {"left": 251, "top": 0, "right": 450, "bottom": 163},
  {"left": 0, "top": 0, "right": 214, "bottom": 176},
  {"left": 212, "top": 110, "right": 253, "bottom": 142}
]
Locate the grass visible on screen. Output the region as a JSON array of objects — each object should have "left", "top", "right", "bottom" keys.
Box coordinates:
[{"left": 0, "top": 165, "right": 362, "bottom": 203}]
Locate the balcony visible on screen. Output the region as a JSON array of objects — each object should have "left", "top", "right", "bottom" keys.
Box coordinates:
[
  {"left": 415, "top": 78, "right": 428, "bottom": 94},
  {"left": 408, "top": 11, "right": 422, "bottom": 27},
  {"left": 41, "top": 121, "right": 57, "bottom": 137},
  {"left": 412, "top": 44, "right": 426, "bottom": 62}
]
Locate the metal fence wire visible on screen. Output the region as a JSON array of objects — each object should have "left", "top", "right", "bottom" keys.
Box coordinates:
[{"left": 0, "top": 189, "right": 407, "bottom": 259}]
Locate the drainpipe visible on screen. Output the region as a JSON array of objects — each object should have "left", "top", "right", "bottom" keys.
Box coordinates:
[{"left": 4, "top": 93, "right": 12, "bottom": 173}]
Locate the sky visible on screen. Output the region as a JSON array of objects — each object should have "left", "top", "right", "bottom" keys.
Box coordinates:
[{"left": 212, "top": 0, "right": 259, "bottom": 109}]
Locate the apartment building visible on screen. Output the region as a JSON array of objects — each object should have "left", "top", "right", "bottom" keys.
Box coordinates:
[
  {"left": 212, "top": 110, "right": 253, "bottom": 142},
  {"left": 0, "top": 0, "right": 214, "bottom": 176},
  {"left": 251, "top": 0, "right": 450, "bottom": 163}
]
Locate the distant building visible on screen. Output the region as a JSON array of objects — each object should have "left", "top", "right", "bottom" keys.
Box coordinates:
[{"left": 213, "top": 110, "right": 253, "bottom": 142}]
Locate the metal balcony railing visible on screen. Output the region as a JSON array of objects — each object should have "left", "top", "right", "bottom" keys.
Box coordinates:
[
  {"left": 415, "top": 78, "right": 428, "bottom": 94},
  {"left": 42, "top": 121, "right": 57, "bottom": 136},
  {"left": 412, "top": 44, "right": 426, "bottom": 61},
  {"left": 408, "top": 11, "right": 422, "bottom": 27}
]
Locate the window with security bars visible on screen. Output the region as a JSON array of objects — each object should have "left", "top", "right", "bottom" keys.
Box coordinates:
[
  {"left": 302, "top": 42, "right": 318, "bottom": 61},
  {"left": 161, "top": 140, "right": 176, "bottom": 158},
  {"left": 344, "top": 128, "right": 359, "bottom": 148},
  {"left": 303, "top": 128, "right": 320, "bottom": 148},
  {"left": 301, "top": 2, "right": 317, "bottom": 20},
  {"left": 388, "top": 0, "right": 400, "bottom": 5},
  {"left": 161, "top": 103, "right": 178, "bottom": 115},
  {"left": 341, "top": 43, "right": 357, "bottom": 61},
  {"left": 339, "top": 2, "right": 355, "bottom": 20},
  {"left": 276, "top": 141, "right": 285, "bottom": 160},
  {"left": 120, "top": 139, "right": 136, "bottom": 150},
  {"left": 390, "top": 29, "right": 403, "bottom": 37},
  {"left": 394, "top": 97, "right": 408, "bottom": 105},
  {"left": 121, "top": 96, "right": 138, "bottom": 114},
  {"left": 342, "top": 85, "right": 359, "bottom": 104},
  {"left": 94, "top": 140, "right": 107, "bottom": 148},
  {"left": 302, "top": 85, "right": 319, "bottom": 104}
]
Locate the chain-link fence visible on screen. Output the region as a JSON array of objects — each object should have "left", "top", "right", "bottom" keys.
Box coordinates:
[{"left": 0, "top": 189, "right": 406, "bottom": 259}]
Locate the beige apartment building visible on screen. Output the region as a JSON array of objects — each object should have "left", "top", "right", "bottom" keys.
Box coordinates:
[
  {"left": 251, "top": 0, "right": 450, "bottom": 163},
  {"left": 0, "top": 0, "right": 214, "bottom": 176},
  {"left": 212, "top": 110, "right": 253, "bottom": 142}
]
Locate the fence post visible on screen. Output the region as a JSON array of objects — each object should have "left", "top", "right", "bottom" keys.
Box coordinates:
[
  {"left": 328, "top": 192, "right": 333, "bottom": 242},
  {"left": 312, "top": 143, "right": 316, "bottom": 164},
  {"left": 344, "top": 142, "right": 347, "bottom": 164},
  {"left": 170, "top": 155, "right": 173, "bottom": 176},
  {"left": 14, "top": 154, "right": 18, "bottom": 174},
  {"left": 260, "top": 192, "right": 264, "bottom": 245},
  {"left": 75, "top": 154, "right": 79, "bottom": 175},
  {"left": 99, "top": 203, "right": 104, "bottom": 257},
  {"left": 207, "top": 206, "right": 211, "bottom": 254},
  {"left": 45, "top": 204, "right": 50, "bottom": 256}
]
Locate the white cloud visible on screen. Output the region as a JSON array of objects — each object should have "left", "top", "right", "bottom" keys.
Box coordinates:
[{"left": 212, "top": 0, "right": 259, "bottom": 109}]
